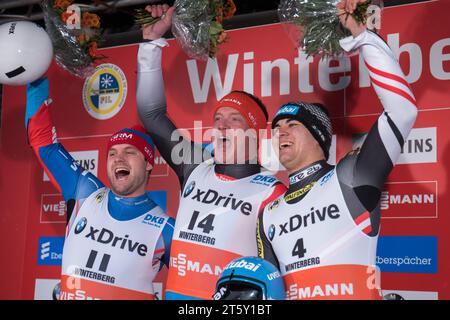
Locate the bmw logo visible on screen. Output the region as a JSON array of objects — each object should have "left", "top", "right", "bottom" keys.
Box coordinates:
[
  {"left": 268, "top": 225, "right": 275, "bottom": 241},
  {"left": 74, "top": 217, "right": 87, "bottom": 234},
  {"left": 269, "top": 199, "right": 280, "bottom": 211},
  {"left": 183, "top": 181, "right": 196, "bottom": 198}
]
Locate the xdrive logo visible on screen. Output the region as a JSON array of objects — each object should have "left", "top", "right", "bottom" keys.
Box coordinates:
[
  {"left": 278, "top": 204, "right": 340, "bottom": 236},
  {"left": 78, "top": 225, "right": 148, "bottom": 257},
  {"left": 188, "top": 188, "right": 253, "bottom": 215},
  {"left": 37, "top": 237, "right": 64, "bottom": 266}
]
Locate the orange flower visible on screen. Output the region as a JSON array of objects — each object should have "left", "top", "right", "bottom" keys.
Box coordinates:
[
  {"left": 217, "top": 31, "right": 228, "bottom": 44},
  {"left": 82, "top": 12, "right": 101, "bottom": 29},
  {"left": 89, "top": 42, "right": 98, "bottom": 58},
  {"left": 53, "top": 0, "right": 73, "bottom": 10},
  {"left": 77, "top": 34, "right": 90, "bottom": 46},
  {"left": 223, "top": 0, "right": 236, "bottom": 20},
  {"left": 215, "top": 7, "right": 223, "bottom": 23}
]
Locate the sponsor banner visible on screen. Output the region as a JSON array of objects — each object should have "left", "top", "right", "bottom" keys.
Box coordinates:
[
  {"left": 60, "top": 275, "right": 154, "bottom": 300},
  {"left": 151, "top": 151, "right": 170, "bottom": 177},
  {"left": 34, "top": 279, "right": 61, "bottom": 300},
  {"left": 352, "top": 127, "right": 437, "bottom": 165},
  {"left": 381, "top": 181, "right": 437, "bottom": 219},
  {"left": 44, "top": 150, "right": 99, "bottom": 182},
  {"left": 1, "top": 0, "right": 450, "bottom": 300},
  {"left": 40, "top": 194, "right": 67, "bottom": 224},
  {"left": 382, "top": 289, "right": 438, "bottom": 300},
  {"left": 166, "top": 240, "right": 240, "bottom": 299},
  {"left": 397, "top": 127, "right": 437, "bottom": 164},
  {"left": 376, "top": 236, "right": 437, "bottom": 274},
  {"left": 284, "top": 265, "right": 382, "bottom": 300},
  {"left": 37, "top": 237, "right": 65, "bottom": 266}
]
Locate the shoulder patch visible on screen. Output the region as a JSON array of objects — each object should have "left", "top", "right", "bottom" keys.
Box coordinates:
[
  {"left": 250, "top": 174, "right": 278, "bottom": 186},
  {"left": 319, "top": 170, "right": 335, "bottom": 186}
]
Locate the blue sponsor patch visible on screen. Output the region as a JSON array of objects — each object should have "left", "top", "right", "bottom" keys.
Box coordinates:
[
  {"left": 142, "top": 213, "right": 166, "bottom": 228},
  {"left": 250, "top": 175, "right": 277, "bottom": 186},
  {"left": 319, "top": 170, "right": 334, "bottom": 186},
  {"left": 275, "top": 105, "right": 300, "bottom": 116},
  {"left": 376, "top": 236, "right": 437, "bottom": 274},
  {"left": 37, "top": 237, "right": 65, "bottom": 266}
]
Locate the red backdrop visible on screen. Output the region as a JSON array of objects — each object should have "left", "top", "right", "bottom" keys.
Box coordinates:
[{"left": 0, "top": 0, "right": 449, "bottom": 299}]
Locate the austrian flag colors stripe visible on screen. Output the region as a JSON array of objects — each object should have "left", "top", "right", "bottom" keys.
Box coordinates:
[
  {"left": 354, "top": 211, "right": 372, "bottom": 235},
  {"left": 365, "top": 62, "right": 416, "bottom": 106}
]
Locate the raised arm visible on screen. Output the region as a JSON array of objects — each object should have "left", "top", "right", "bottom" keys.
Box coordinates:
[
  {"left": 136, "top": 5, "right": 206, "bottom": 188},
  {"left": 336, "top": 0, "right": 418, "bottom": 232},
  {"left": 26, "top": 78, "right": 103, "bottom": 221}
]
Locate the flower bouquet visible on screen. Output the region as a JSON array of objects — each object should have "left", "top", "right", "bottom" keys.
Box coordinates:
[
  {"left": 135, "top": 0, "right": 236, "bottom": 60},
  {"left": 278, "top": 0, "right": 383, "bottom": 58},
  {"left": 41, "top": 0, "right": 105, "bottom": 78}
]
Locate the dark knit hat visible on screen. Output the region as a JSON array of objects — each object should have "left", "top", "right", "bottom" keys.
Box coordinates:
[{"left": 271, "top": 102, "right": 332, "bottom": 160}]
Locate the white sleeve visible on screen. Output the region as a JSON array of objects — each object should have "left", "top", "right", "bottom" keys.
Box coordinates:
[
  {"left": 340, "top": 30, "right": 418, "bottom": 164},
  {"left": 136, "top": 38, "right": 169, "bottom": 114}
]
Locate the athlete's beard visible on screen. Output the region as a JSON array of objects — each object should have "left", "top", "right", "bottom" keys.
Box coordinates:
[{"left": 107, "top": 169, "right": 149, "bottom": 197}]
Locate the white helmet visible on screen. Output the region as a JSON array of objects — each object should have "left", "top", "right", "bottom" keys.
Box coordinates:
[{"left": 0, "top": 21, "right": 53, "bottom": 86}]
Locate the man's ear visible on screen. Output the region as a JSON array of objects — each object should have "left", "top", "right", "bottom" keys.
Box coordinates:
[{"left": 146, "top": 161, "right": 153, "bottom": 172}]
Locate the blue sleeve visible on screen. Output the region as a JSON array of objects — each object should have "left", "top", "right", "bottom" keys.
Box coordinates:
[
  {"left": 160, "top": 217, "right": 175, "bottom": 269},
  {"left": 38, "top": 143, "right": 104, "bottom": 201},
  {"left": 26, "top": 77, "right": 104, "bottom": 202}
]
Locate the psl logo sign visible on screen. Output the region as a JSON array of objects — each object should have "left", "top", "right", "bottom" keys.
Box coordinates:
[{"left": 83, "top": 64, "right": 128, "bottom": 120}]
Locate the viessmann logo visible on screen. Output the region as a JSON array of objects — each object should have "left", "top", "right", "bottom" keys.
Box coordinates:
[
  {"left": 40, "top": 194, "right": 67, "bottom": 224},
  {"left": 43, "top": 150, "right": 99, "bottom": 181},
  {"left": 380, "top": 181, "right": 437, "bottom": 219},
  {"left": 170, "top": 253, "right": 223, "bottom": 277},
  {"left": 352, "top": 127, "right": 436, "bottom": 164}
]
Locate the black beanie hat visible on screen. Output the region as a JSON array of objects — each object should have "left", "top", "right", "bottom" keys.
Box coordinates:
[{"left": 271, "top": 102, "right": 333, "bottom": 160}]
